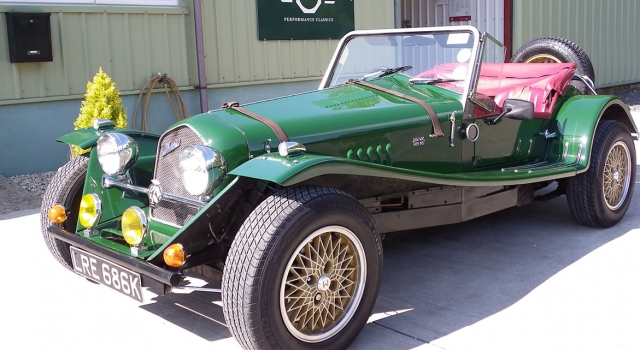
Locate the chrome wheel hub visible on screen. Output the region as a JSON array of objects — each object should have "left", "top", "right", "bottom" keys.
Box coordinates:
[
  {"left": 317, "top": 275, "right": 331, "bottom": 292},
  {"left": 603, "top": 141, "right": 631, "bottom": 210},
  {"left": 280, "top": 226, "right": 366, "bottom": 343}
]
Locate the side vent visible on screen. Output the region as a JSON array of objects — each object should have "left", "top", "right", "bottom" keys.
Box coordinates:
[{"left": 346, "top": 143, "right": 392, "bottom": 165}]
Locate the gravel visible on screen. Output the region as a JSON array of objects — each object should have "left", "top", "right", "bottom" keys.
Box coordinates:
[
  {"left": 8, "top": 171, "right": 56, "bottom": 199},
  {"left": 618, "top": 90, "right": 640, "bottom": 110},
  {"left": 0, "top": 172, "right": 52, "bottom": 216}
]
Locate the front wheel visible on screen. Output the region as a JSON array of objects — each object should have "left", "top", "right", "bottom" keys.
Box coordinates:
[
  {"left": 566, "top": 120, "right": 636, "bottom": 227},
  {"left": 222, "top": 186, "right": 382, "bottom": 350},
  {"left": 39, "top": 155, "right": 88, "bottom": 269}
]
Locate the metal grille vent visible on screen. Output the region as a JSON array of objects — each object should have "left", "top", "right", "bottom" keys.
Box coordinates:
[{"left": 150, "top": 125, "right": 205, "bottom": 227}]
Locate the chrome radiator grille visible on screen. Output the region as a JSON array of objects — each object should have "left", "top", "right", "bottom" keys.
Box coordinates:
[{"left": 150, "top": 125, "right": 205, "bottom": 227}]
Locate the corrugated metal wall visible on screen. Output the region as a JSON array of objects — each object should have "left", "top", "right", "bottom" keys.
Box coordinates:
[
  {"left": 0, "top": 6, "right": 191, "bottom": 102},
  {"left": 400, "top": 0, "right": 504, "bottom": 42},
  {"left": 0, "top": 0, "right": 394, "bottom": 104},
  {"left": 199, "top": 0, "right": 394, "bottom": 85},
  {"left": 512, "top": 0, "right": 640, "bottom": 88}
]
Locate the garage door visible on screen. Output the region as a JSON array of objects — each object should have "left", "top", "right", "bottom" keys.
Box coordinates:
[{"left": 400, "top": 0, "right": 505, "bottom": 43}]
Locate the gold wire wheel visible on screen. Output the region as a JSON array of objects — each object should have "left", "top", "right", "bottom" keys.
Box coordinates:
[
  {"left": 524, "top": 54, "right": 562, "bottom": 63},
  {"left": 603, "top": 140, "right": 632, "bottom": 210},
  {"left": 280, "top": 225, "right": 366, "bottom": 343}
]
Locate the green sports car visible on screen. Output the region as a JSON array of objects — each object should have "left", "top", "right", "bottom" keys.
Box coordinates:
[{"left": 41, "top": 25, "right": 636, "bottom": 350}]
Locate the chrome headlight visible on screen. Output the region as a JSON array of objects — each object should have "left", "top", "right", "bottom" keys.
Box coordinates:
[
  {"left": 179, "top": 145, "right": 227, "bottom": 196},
  {"left": 96, "top": 133, "right": 139, "bottom": 177}
]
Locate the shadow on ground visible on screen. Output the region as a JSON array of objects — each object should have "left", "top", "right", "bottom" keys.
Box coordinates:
[{"left": 133, "top": 184, "right": 639, "bottom": 349}]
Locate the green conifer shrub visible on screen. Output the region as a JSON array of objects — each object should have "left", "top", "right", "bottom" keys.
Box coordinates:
[{"left": 71, "top": 68, "right": 128, "bottom": 157}]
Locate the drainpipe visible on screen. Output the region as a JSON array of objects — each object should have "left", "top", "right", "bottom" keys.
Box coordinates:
[
  {"left": 394, "top": 0, "right": 401, "bottom": 28},
  {"left": 193, "top": 0, "right": 209, "bottom": 113}
]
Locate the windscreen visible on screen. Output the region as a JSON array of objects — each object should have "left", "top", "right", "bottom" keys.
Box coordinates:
[{"left": 328, "top": 31, "right": 476, "bottom": 90}]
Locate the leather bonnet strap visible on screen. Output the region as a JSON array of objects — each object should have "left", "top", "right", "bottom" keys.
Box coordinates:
[
  {"left": 346, "top": 79, "right": 444, "bottom": 138},
  {"left": 222, "top": 101, "right": 289, "bottom": 143}
]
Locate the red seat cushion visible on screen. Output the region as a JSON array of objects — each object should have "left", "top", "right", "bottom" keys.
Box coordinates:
[
  {"left": 493, "top": 86, "right": 550, "bottom": 119},
  {"left": 417, "top": 62, "right": 576, "bottom": 119},
  {"left": 477, "top": 62, "right": 576, "bottom": 98}
]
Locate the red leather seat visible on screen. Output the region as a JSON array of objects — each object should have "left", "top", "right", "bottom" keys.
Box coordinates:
[
  {"left": 481, "top": 63, "right": 576, "bottom": 119},
  {"left": 493, "top": 85, "right": 550, "bottom": 119},
  {"left": 416, "top": 62, "right": 577, "bottom": 119}
]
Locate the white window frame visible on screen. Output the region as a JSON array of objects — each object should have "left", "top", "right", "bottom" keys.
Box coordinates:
[{"left": 0, "top": 0, "right": 179, "bottom": 6}]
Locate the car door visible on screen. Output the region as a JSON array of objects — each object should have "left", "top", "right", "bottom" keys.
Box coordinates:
[
  {"left": 472, "top": 115, "right": 550, "bottom": 169},
  {"left": 468, "top": 34, "right": 550, "bottom": 170}
]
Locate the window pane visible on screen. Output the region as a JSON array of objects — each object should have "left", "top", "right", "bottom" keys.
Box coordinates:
[
  {"left": 96, "top": 0, "right": 178, "bottom": 6},
  {"left": 0, "top": 0, "right": 179, "bottom": 6}
]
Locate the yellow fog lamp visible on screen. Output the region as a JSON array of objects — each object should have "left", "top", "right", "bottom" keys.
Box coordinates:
[
  {"left": 78, "top": 194, "right": 101, "bottom": 229},
  {"left": 48, "top": 204, "right": 67, "bottom": 224},
  {"left": 163, "top": 244, "right": 186, "bottom": 268},
  {"left": 122, "top": 206, "right": 148, "bottom": 246}
]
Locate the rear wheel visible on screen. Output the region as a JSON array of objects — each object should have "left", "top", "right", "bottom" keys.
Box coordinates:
[
  {"left": 566, "top": 120, "right": 636, "bottom": 227},
  {"left": 222, "top": 186, "right": 382, "bottom": 350},
  {"left": 511, "top": 37, "right": 595, "bottom": 94},
  {"left": 40, "top": 155, "right": 88, "bottom": 270}
]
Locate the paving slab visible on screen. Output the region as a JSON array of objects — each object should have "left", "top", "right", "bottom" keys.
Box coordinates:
[{"left": 2, "top": 178, "right": 640, "bottom": 349}]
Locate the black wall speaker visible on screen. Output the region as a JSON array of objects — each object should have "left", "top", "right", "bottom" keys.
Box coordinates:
[{"left": 5, "top": 12, "right": 53, "bottom": 63}]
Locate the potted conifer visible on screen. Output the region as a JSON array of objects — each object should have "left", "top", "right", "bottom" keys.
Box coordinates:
[{"left": 71, "top": 68, "right": 127, "bottom": 157}]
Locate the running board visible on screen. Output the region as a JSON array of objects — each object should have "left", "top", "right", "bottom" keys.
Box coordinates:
[{"left": 501, "top": 141, "right": 584, "bottom": 174}]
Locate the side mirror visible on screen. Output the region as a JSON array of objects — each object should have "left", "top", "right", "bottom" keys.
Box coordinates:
[{"left": 487, "top": 99, "right": 534, "bottom": 125}]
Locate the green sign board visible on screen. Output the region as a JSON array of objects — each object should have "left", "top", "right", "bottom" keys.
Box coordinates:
[{"left": 257, "top": 0, "right": 355, "bottom": 40}]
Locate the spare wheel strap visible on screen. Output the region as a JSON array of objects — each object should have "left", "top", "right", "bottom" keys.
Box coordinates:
[
  {"left": 347, "top": 79, "right": 444, "bottom": 138},
  {"left": 222, "top": 101, "right": 289, "bottom": 143}
]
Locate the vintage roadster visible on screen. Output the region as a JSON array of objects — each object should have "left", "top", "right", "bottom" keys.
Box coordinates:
[{"left": 42, "top": 25, "right": 636, "bottom": 350}]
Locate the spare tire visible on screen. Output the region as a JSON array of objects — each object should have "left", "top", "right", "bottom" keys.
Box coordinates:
[{"left": 510, "top": 37, "right": 595, "bottom": 94}]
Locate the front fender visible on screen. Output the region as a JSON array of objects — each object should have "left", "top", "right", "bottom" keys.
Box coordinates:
[
  {"left": 56, "top": 127, "right": 160, "bottom": 150},
  {"left": 231, "top": 152, "right": 483, "bottom": 186},
  {"left": 69, "top": 129, "right": 160, "bottom": 230},
  {"left": 228, "top": 152, "right": 575, "bottom": 187},
  {"left": 553, "top": 95, "right": 637, "bottom": 172}
]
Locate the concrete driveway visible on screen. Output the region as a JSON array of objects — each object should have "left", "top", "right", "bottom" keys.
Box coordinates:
[{"left": 2, "top": 183, "right": 640, "bottom": 350}]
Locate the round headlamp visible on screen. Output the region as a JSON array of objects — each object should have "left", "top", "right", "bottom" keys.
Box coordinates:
[
  {"left": 178, "top": 145, "right": 227, "bottom": 196},
  {"left": 122, "top": 206, "right": 148, "bottom": 246},
  {"left": 96, "top": 133, "right": 139, "bottom": 177},
  {"left": 79, "top": 194, "right": 101, "bottom": 229}
]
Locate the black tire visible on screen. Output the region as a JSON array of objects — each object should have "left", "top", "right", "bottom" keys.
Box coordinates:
[
  {"left": 510, "top": 37, "right": 595, "bottom": 94},
  {"left": 566, "top": 120, "right": 636, "bottom": 227},
  {"left": 40, "top": 155, "right": 88, "bottom": 270},
  {"left": 222, "top": 186, "right": 382, "bottom": 350}
]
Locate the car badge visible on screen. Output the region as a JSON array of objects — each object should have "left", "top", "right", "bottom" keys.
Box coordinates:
[
  {"left": 412, "top": 136, "right": 425, "bottom": 147},
  {"left": 161, "top": 139, "right": 181, "bottom": 157},
  {"left": 148, "top": 179, "right": 163, "bottom": 207},
  {"left": 263, "top": 139, "right": 272, "bottom": 153}
]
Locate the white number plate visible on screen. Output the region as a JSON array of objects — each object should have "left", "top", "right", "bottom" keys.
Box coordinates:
[{"left": 70, "top": 246, "right": 143, "bottom": 302}]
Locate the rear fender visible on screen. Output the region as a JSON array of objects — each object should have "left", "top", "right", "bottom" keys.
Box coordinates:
[{"left": 552, "top": 95, "right": 637, "bottom": 172}]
